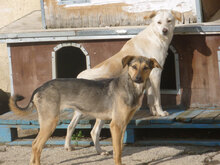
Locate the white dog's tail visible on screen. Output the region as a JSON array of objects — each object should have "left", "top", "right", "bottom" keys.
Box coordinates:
[{"left": 9, "top": 94, "right": 35, "bottom": 116}]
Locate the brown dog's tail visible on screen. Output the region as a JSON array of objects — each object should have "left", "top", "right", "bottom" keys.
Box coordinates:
[{"left": 9, "top": 94, "right": 35, "bottom": 116}]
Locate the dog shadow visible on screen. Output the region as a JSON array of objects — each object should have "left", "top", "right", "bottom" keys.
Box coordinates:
[
  {"left": 0, "top": 89, "right": 10, "bottom": 115},
  {"left": 58, "top": 145, "right": 220, "bottom": 165}
]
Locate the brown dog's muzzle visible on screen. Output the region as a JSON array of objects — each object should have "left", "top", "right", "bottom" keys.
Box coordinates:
[{"left": 134, "top": 75, "right": 144, "bottom": 84}]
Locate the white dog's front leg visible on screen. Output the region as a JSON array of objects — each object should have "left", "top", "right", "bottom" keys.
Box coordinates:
[
  {"left": 146, "top": 80, "right": 157, "bottom": 116},
  {"left": 148, "top": 69, "right": 169, "bottom": 116},
  {"left": 65, "top": 111, "right": 82, "bottom": 151},
  {"left": 91, "top": 119, "right": 109, "bottom": 155}
]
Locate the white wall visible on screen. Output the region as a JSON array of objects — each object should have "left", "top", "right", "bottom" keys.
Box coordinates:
[{"left": 0, "top": 0, "right": 40, "bottom": 93}]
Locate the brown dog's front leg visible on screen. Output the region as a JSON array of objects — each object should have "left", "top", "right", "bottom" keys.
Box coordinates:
[{"left": 110, "top": 120, "right": 124, "bottom": 165}]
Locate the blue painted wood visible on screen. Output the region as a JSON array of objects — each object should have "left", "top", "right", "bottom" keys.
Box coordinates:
[
  {"left": 176, "top": 110, "right": 205, "bottom": 123},
  {"left": 30, "top": 120, "right": 39, "bottom": 125},
  {"left": 127, "top": 123, "right": 220, "bottom": 129},
  {"left": 4, "top": 121, "right": 220, "bottom": 130},
  {"left": 124, "top": 129, "right": 135, "bottom": 144},
  {"left": 8, "top": 139, "right": 220, "bottom": 147},
  {"left": 15, "top": 119, "right": 30, "bottom": 125},
  {"left": 2, "top": 109, "right": 220, "bottom": 145},
  {"left": 0, "top": 119, "right": 17, "bottom": 125},
  {"left": 136, "top": 140, "right": 220, "bottom": 147},
  {"left": 0, "top": 125, "right": 17, "bottom": 142},
  {"left": 8, "top": 140, "right": 112, "bottom": 146},
  {"left": 8, "top": 138, "right": 220, "bottom": 147}
]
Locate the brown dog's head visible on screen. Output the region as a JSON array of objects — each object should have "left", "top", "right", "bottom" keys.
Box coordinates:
[{"left": 122, "top": 56, "right": 162, "bottom": 84}]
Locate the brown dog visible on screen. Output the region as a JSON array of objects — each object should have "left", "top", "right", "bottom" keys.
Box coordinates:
[{"left": 9, "top": 56, "right": 161, "bottom": 165}]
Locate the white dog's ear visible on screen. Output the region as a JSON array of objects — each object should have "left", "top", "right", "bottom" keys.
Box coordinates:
[
  {"left": 149, "top": 58, "right": 162, "bottom": 69},
  {"left": 144, "top": 11, "right": 157, "bottom": 20},
  {"left": 171, "top": 10, "right": 182, "bottom": 22},
  {"left": 122, "top": 56, "right": 135, "bottom": 68}
]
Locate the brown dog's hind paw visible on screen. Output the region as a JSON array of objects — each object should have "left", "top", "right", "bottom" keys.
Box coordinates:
[
  {"left": 65, "top": 146, "right": 74, "bottom": 151},
  {"left": 98, "top": 150, "right": 111, "bottom": 156}
]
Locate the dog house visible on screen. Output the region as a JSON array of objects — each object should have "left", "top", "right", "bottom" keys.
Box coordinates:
[{"left": 0, "top": 0, "right": 220, "bottom": 145}]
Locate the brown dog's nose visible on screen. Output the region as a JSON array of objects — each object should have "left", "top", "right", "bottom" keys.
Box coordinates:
[
  {"left": 135, "top": 75, "right": 143, "bottom": 84},
  {"left": 162, "top": 28, "right": 168, "bottom": 35}
]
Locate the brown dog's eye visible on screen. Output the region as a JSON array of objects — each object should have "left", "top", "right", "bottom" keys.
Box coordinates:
[
  {"left": 157, "top": 21, "right": 162, "bottom": 24},
  {"left": 143, "top": 66, "right": 149, "bottom": 70},
  {"left": 167, "top": 19, "right": 171, "bottom": 23},
  {"left": 132, "top": 65, "right": 137, "bottom": 70}
]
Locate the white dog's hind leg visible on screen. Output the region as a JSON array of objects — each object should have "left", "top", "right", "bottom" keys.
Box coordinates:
[
  {"left": 91, "top": 119, "right": 109, "bottom": 155},
  {"left": 64, "top": 111, "right": 82, "bottom": 151},
  {"left": 149, "top": 69, "right": 169, "bottom": 116}
]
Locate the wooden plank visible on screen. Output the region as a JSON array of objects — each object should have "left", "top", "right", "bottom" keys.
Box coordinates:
[
  {"left": 0, "top": 111, "right": 32, "bottom": 125},
  {"left": 133, "top": 110, "right": 152, "bottom": 126},
  {"left": 7, "top": 139, "right": 220, "bottom": 147},
  {"left": 134, "top": 109, "right": 184, "bottom": 125},
  {"left": 149, "top": 110, "right": 185, "bottom": 124},
  {"left": 192, "top": 110, "right": 220, "bottom": 124},
  {"left": 132, "top": 110, "right": 151, "bottom": 120},
  {"left": 0, "top": 112, "right": 17, "bottom": 125},
  {"left": 176, "top": 110, "right": 205, "bottom": 123},
  {"left": 212, "top": 113, "right": 220, "bottom": 123}
]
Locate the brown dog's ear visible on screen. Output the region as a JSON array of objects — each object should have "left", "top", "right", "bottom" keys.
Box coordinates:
[
  {"left": 150, "top": 58, "right": 162, "bottom": 69},
  {"left": 171, "top": 10, "right": 182, "bottom": 22},
  {"left": 122, "top": 56, "right": 135, "bottom": 68}
]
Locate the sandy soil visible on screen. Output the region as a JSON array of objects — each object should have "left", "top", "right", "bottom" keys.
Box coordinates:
[{"left": 1, "top": 145, "right": 220, "bottom": 165}]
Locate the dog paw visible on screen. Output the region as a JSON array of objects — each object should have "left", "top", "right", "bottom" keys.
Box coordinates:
[
  {"left": 157, "top": 111, "right": 169, "bottom": 117},
  {"left": 65, "top": 146, "right": 74, "bottom": 151},
  {"left": 98, "top": 150, "right": 110, "bottom": 156}
]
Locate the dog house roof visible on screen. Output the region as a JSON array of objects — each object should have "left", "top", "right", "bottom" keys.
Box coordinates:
[{"left": 0, "top": 10, "right": 220, "bottom": 44}]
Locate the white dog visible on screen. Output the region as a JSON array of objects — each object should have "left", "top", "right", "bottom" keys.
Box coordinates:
[{"left": 65, "top": 10, "right": 181, "bottom": 155}]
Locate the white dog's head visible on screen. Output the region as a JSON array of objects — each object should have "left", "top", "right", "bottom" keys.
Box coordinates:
[{"left": 150, "top": 10, "right": 181, "bottom": 38}]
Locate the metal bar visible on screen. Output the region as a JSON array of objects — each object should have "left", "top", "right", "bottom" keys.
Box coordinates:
[
  {"left": 171, "top": 45, "right": 181, "bottom": 95},
  {"left": 0, "top": 35, "right": 135, "bottom": 44},
  {"left": 195, "top": 0, "right": 203, "bottom": 23},
  {"left": 40, "top": 0, "right": 47, "bottom": 29},
  {"left": 7, "top": 44, "right": 14, "bottom": 96},
  {"left": 0, "top": 25, "right": 219, "bottom": 39},
  {"left": 1, "top": 25, "right": 220, "bottom": 44},
  {"left": 51, "top": 51, "right": 56, "bottom": 79},
  {"left": 218, "top": 48, "right": 220, "bottom": 78}
]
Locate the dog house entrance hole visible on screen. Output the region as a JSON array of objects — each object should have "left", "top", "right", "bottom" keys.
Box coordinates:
[
  {"left": 160, "top": 45, "right": 180, "bottom": 94},
  {"left": 53, "top": 44, "right": 89, "bottom": 78}
]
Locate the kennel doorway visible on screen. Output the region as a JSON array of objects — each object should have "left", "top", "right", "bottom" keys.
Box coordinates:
[
  {"left": 52, "top": 43, "right": 90, "bottom": 79},
  {"left": 160, "top": 45, "right": 181, "bottom": 94}
]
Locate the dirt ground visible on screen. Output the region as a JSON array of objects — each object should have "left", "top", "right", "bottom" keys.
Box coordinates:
[{"left": 1, "top": 144, "right": 220, "bottom": 165}]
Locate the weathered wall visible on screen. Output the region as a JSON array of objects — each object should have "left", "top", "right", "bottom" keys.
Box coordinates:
[
  {"left": 43, "top": 0, "right": 197, "bottom": 28},
  {"left": 0, "top": 0, "right": 40, "bottom": 114}
]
